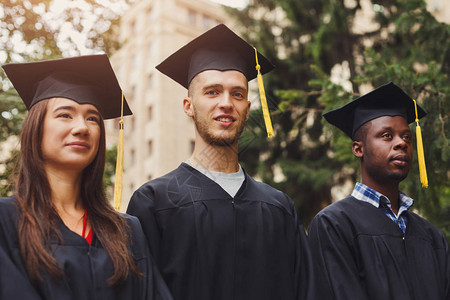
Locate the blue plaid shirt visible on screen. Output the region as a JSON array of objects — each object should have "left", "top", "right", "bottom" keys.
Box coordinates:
[{"left": 351, "top": 183, "right": 414, "bottom": 233}]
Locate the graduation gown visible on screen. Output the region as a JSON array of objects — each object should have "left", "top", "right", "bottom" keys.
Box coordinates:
[
  {"left": 308, "top": 195, "right": 450, "bottom": 300},
  {"left": 0, "top": 197, "right": 172, "bottom": 300},
  {"left": 127, "top": 163, "right": 315, "bottom": 300}
]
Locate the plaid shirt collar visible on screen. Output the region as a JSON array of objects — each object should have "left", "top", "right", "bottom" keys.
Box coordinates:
[{"left": 351, "top": 183, "right": 414, "bottom": 232}]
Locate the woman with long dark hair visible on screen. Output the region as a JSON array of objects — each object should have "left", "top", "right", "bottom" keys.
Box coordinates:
[{"left": 0, "top": 55, "right": 171, "bottom": 300}]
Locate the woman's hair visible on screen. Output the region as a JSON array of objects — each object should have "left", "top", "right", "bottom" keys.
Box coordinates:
[{"left": 15, "top": 99, "right": 139, "bottom": 284}]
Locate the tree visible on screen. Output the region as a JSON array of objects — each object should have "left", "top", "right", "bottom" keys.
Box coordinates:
[
  {"left": 231, "top": 0, "right": 365, "bottom": 225},
  {"left": 230, "top": 0, "right": 449, "bottom": 236},
  {"left": 0, "top": 0, "right": 57, "bottom": 195}
]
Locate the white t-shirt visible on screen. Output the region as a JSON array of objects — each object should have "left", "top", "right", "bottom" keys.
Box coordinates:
[{"left": 186, "top": 160, "right": 245, "bottom": 197}]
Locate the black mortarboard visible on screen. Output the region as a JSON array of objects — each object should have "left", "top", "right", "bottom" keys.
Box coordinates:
[
  {"left": 156, "top": 24, "right": 275, "bottom": 88},
  {"left": 2, "top": 54, "right": 132, "bottom": 120},
  {"left": 323, "top": 82, "right": 426, "bottom": 139}
]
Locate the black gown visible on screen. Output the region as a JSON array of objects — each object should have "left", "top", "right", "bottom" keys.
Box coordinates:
[
  {"left": 0, "top": 196, "right": 172, "bottom": 300},
  {"left": 308, "top": 195, "right": 450, "bottom": 300},
  {"left": 127, "top": 163, "right": 316, "bottom": 300}
]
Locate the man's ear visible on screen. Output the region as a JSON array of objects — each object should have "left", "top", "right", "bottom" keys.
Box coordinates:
[
  {"left": 183, "top": 97, "right": 194, "bottom": 117},
  {"left": 245, "top": 100, "right": 251, "bottom": 121},
  {"left": 352, "top": 140, "right": 364, "bottom": 158}
]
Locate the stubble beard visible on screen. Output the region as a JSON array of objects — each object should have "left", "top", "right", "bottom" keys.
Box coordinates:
[
  {"left": 364, "top": 148, "right": 410, "bottom": 185},
  {"left": 192, "top": 107, "right": 246, "bottom": 147},
  {"left": 368, "top": 167, "right": 408, "bottom": 184}
]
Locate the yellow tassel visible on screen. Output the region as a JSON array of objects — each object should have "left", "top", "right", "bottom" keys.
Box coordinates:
[
  {"left": 254, "top": 47, "right": 274, "bottom": 137},
  {"left": 413, "top": 99, "right": 428, "bottom": 188},
  {"left": 113, "top": 92, "right": 125, "bottom": 210}
]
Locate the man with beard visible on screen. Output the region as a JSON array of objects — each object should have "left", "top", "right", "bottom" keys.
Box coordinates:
[
  {"left": 126, "top": 24, "right": 316, "bottom": 300},
  {"left": 308, "top": 82, "right": 450, "bottom": 300}
]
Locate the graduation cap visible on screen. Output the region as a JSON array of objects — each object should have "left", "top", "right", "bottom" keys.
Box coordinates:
[
  {"left": 2, "top": 54, "right": 132, "bottom": 120},
  {"left": 156, "top": 24, "right": 276, "bottom": 137},
  {"left": 2, "top": 54, "right": 131, "bottom": 208},
  {"left": 323, "top": 82, "right": 428, "bottom": 187}
]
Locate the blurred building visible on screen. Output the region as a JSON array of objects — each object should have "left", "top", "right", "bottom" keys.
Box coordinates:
[
  {"left": 427, "top": 0, "right": 450, "bottom": 24},
  {"left": 107, "top": 0, "right": 231, "bottom": 210}
]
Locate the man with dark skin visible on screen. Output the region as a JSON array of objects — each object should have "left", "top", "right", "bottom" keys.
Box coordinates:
[
  {"left": 308, "top": 82, "right": 449, "bottom": 300},
  {"left": 354, "top": 115, "right": 413, "bottom": 211}
]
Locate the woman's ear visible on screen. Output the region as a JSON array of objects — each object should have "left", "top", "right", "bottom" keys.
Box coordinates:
[
  {"left": 352, "top": 140, "right": 364, "bottom": 159},
  {"left": 183, "top": 97, "right": 194, "bottom": 117}
]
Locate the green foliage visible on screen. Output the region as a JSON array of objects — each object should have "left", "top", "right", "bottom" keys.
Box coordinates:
[
  {"left": 231, "top": 0, "right": 449, "bottom": 235},
  {"left": 0, "top": 149, "right": 19, "bottom": 197},
  {"left": 233, "top": 0, "right": 362, "bottom": 225},
  {"left": 0, "top": 90, "right": 25, "bottom": 197},
  {"left": 0, "top": 90, "right": 26, "bottom": 142},
  {"left": 0, "top": 90, "right": 26, "bottom": 197},
  {"left": 104, "top": 146, "right": 117, "bottom": 192},
  {"left": 0, "top": 0, "right": 61, "bottom": 62}
]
